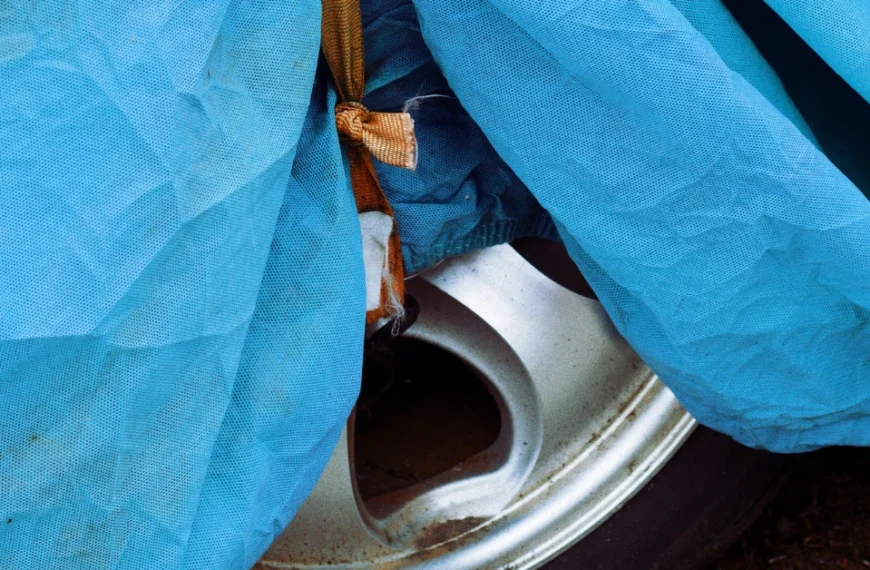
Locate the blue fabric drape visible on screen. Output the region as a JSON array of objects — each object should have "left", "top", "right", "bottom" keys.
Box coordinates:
[{"left": 2, "top": 0, "right": 869, "bottom": 567}]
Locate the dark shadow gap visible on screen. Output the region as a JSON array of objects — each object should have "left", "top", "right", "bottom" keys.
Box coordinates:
[
  {"left": 511, "top": 237, "right": 598, "bottom": 300},
  {"left": 354, "top": 339, "right": 502, "bottom": 502},
  {"left": 722, "top": 0, "right": 870, "bottom": 197}
]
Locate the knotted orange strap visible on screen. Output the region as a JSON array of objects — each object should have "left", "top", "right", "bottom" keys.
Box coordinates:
[
  {"left": 335, "top": 102, "right": 417, "bottom": 169},
  {"left": 321, "top": 0, "right": 416, "bottom": 324}
]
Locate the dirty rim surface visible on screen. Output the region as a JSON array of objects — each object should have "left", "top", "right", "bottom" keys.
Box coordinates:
[{"left": 258, "top": 244, "right": 695, "bottom": 570}]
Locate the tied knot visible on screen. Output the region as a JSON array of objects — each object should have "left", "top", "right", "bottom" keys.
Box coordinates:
[
  {"left": 335, "top": 102, "right": 369, "bottom": 145},
  {"left": 334, "top": 101, "right": 417, "bottom": 170}
]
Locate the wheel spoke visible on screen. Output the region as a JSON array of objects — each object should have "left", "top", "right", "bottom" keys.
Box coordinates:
[{"left": 261, "top": 245, "right": 695, "bottom": 570}]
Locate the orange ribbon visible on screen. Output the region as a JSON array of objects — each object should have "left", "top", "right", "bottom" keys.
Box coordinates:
[
  {"left": 335, "top": 102, "right": 417, "bottom": 170},
  {"left": 321, "top": 0, "right": 416, "bottom": 324}
]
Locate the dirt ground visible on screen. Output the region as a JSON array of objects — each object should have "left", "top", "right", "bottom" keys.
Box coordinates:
[{"left": 711, "top": 447, "right": 870, "bottom": 569}]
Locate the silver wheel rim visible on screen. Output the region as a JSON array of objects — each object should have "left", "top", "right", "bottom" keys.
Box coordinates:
[{"left": 258, "top": 244, "right": 696, "bottom": 570}]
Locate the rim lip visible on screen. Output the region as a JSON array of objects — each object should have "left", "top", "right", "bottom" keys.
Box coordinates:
[
  {"left": 344, "top": 381, "right": 695, "bottom": 570},
  {"left": 417, "top": 396, "right": 696, "bottom": 570},
  {"left": 533, "top": 417, "right": 696, "bottom": 570},
  {"left": 261, "top": 388, "right": 695, "bottom": 570},
  {"left": 259, "top": 246, "right": 696, "bottom": 569}
]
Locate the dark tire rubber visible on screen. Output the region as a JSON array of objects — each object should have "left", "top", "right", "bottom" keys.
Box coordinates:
[{"left": 542, "top": 427, "right": 790, "bottom": 570}]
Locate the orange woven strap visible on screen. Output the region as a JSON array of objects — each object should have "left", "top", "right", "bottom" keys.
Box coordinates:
[
  {"left": 321, "top": 0, "right": 416, "bottom": 324},
  {"left": 335, "top": 102, "right": 416, "bottom": 169}
]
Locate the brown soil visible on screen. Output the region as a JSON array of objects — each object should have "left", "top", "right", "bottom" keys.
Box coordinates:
[{"left": 711, "top": 447, "right": 870, "bottom": 570}]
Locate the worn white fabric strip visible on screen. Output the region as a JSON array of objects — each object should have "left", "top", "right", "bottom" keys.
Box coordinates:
[{"left": 359, "top": 211, "right": 393, "bottom": 311}]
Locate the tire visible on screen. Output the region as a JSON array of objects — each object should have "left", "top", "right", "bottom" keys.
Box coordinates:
[{"left": 544, "top": 427, "right": 791, "bottom": 570}]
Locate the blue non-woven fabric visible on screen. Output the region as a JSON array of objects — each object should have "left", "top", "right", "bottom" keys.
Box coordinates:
[
  {"left": 1, "top": 1, "right": 363, "bottom": 568},
  {"left": 3, "top": 0, "right": 870, "bottom": 568},
  {"left": 178, "top": 73, "right": 365, "bottom": 570},
  {"left": 721, "top": 0, "right": 870, "bottom": 197},
  {"left": 413, "top": 0, "right": 870, "bottom": 451},
  {"left": 357, "top": 0, "right": 820, "bottom": 275},
  {"left": 669, "top": 0, "right": 817, "bottom": 144}
]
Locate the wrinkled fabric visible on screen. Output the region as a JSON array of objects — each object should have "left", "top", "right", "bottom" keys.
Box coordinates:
[
  {"left": 2, "top": 0, "right": 870, "bottom": 568},
  {"left": 723, "top": 0, "right": 870, "bottom": 195},
  {"left": 670, "top": 0, "right": 817, "bottom": 143},
  {"left": 0, "top": 2, "right": 362, "bottom": 569},
  {"left": 412, "top": 0, "right": 870, "bottom": 451}
]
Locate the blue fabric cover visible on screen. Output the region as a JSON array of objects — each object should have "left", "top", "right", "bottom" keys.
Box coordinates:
[
  {"left": 0, "top": 3, "right": 361, "bottom": 568},
  {"left": 1, "top": 0, "right": 868, "bottom": 568},
  {"left": 411, "top": 0, "right": 870, "bottom": 452}
]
